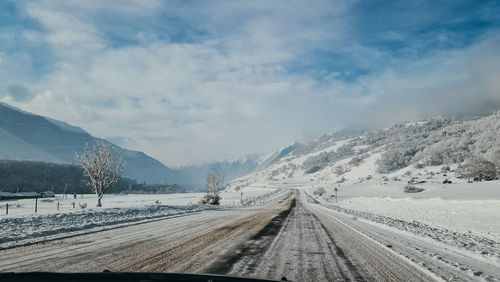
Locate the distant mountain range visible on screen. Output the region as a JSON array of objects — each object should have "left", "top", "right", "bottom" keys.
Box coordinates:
[
  {"left": 0, "top": 102, "right": 272, "bottom": 190},
  {"left": 171, "top": 156, "right": 261, "bottom": 190},
  {"left": 4, "top": 102, "right": 497, "bottom": 192},
  {"left": 0, "top": 102, "right": 179, "bottom": 183}
]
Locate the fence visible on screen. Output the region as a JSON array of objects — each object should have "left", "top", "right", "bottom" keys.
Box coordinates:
[{"left": 3, "top": 197, "right": 80, "bottom": 216}]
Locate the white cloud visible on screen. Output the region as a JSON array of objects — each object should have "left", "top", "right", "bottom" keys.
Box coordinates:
[{"left": 2, "top": 1, "right": 500, "bottom": 166}]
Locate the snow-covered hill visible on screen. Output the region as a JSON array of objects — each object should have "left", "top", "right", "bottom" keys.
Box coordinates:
[{"left": 228, "top": 112, "right": 500, "bottom": 189}]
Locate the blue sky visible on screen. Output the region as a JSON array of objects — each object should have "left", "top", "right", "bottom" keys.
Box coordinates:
[{"left": 1, "top": 0, "right": 500, "bottom": 166}]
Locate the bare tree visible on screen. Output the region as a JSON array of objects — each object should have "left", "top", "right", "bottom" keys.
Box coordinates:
[
  {"left": 200, "top": 169, "right": 224, "bottom": 205},
  {"left": 76, "top": 141, "right": 124, "bottom": 207}
]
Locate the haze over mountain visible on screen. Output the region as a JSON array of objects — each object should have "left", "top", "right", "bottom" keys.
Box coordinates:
[
  {"left": 172, "top": 156, "right": 261, "bottom": 190},
  {"left": 0, "top": 102, "right": 266, "bottom": 189},
  {"left": 3, "top": 99, "right": 500, "bottom": 193},
  {"left": 0, "top": 102, "right": 177, "bottom": 183}
]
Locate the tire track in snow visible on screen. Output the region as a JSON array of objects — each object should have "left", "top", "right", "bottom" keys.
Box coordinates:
[
  {"left": 219, "top": 192, "right": 365, "bottom": 281},
  {"left": 309, "top": 199, "right": 440, "bottom": 281}
]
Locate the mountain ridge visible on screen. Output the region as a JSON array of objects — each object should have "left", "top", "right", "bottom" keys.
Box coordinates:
[
  {"left": 228, "top": 112, "right": 500, "bottom": 189},
  {"left": 0, "top": 102, "right": 176, "bottom": 183}
]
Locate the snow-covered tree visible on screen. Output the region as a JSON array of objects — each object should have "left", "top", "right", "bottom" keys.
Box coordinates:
[
  {"left": 200, "top": 169, "right": 224, "bottom": 205},
  {"left": 492, "top": 149, "right": 500, "bottom": 175},
  {"left": 456, "top": 156, "right": 496, "bottom": 182},
  {"left": 334, "top": 165, "right": 346, "bottom": 176},
  {"left": 302, "top": 143, "right": 354, "bottom": 174},
  {"left": 313, "top": 187, "right": 326, "bottom": 196},
  {"left": 76, "top": 141, "right": 124, "bottom": 207}
]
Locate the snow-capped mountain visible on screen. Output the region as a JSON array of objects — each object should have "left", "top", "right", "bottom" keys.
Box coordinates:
[
  {"left": 228, "top": 112, "right": 500, "bottom": 189},
  {"left": 0, "top": 102, "right": 177, "bottom": 183}
]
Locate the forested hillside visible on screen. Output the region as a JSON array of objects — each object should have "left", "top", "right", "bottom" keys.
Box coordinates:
[
  {"left": 0, "top": 102, "right": 177, "bottom": 183},
  {"left": 0, "top": 159, "right": 182, "bottom": 194}
]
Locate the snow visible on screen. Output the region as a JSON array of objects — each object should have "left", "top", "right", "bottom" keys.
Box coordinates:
[
  {"left": 0, "top": 188, "right": 278, "bottom": 249},
  {"left": 314, "top": 151, "right": 381, "bottom": 183},
  {"left": 310, "top": 200, "right": 500, "bottom": 281},
  {"left": 334, "top": 196, "right": 500, "bottom": 243},
  {"left": 232, "top": 150, "right": 500, "bottom": 273},
  {"left": 0, "top": 188, "right": 276, "bottom": 218},
  {"left": 303, "top": 180, "right": 500, "bottom": 239},
  {"left": 0, "top": 203, "right": 216, "bottom": 249},
  {"left": 298, "top": 181, "right": 500, "bottom": 280},
  {"left": 297, "top": 180, "right": 500, "bottom": 272}
]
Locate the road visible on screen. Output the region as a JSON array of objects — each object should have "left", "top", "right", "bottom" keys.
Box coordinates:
[{"left": 0, "top": 190, "right": 439, "bottom": 281}]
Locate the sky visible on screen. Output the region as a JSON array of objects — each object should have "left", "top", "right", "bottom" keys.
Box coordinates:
[{"left": 1, "top": 0, "right": 500, "bottom": 167}]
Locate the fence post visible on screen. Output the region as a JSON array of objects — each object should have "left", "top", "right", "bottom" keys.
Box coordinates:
[
  {"left": 57, "top": 202, "right": 60, "bottom": 211},
  {"left": 72, "top": 201, "right": 75, "bottom": 208},
  {"left": 35, "top": 197, "right": 38, "bottom": 213},
  {"left": 6, "top": 203, "right": 8, "bottom": 215}
]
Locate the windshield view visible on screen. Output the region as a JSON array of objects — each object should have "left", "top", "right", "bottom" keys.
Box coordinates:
[{"left": 1, "top": 1, "right": 500, "bottom": 281}]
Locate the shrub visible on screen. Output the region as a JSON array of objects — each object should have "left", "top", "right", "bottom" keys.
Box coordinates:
[
  {"left": 313, "top": 187, "right": 326, "bottom": 196},
  {"left": 404, "top": 184, "right": 424, "bottom": 193},
  {"left": 334, "top": 165, "right": 346, "bottom": 176},
  {"left": 200, "top": 193, "right": 221, "bottom": 205},
  {"left": 348, "top": 156, "right": 363, "bottom": 167},
  {"left": 440, "top": 165, "right": 451, "bottom": 173},
  {"left": 378, "top": 144, "right": 421, "bottom": 173},
  {"left": 456, "top": 157, "right": 497, "bottom": 181}
]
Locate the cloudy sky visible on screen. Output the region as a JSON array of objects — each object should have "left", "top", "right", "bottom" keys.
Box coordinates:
[{"left": 1, "top": 0, "right": 500, "bottom": 166}]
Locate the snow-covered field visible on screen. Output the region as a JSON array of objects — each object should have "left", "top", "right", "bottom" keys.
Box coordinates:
[
  {"left": 308, "top": 180, "right": 500, "bottom": 242},
  {"left": 295, "top": 179, "right": 500, "bottom": 275},
  {"left": 0, "top": 187, "right": 276, "bottom": 218},
  {"left": 0, "top": 187, "right": 277, "bottom": 249}
]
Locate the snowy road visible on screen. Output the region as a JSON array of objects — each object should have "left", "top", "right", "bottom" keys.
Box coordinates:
[
  {"left": 312, "top": 202, "right": 500, "bottom": 281},
  {"left": 0, "top": 192, "right": 293, "bottom": 275},
  {"left": 1, "top": 190, "right": 439, "bottom": 281},
  {"left": 225, "top": 191, "right": 437, "bottom": 281}
]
